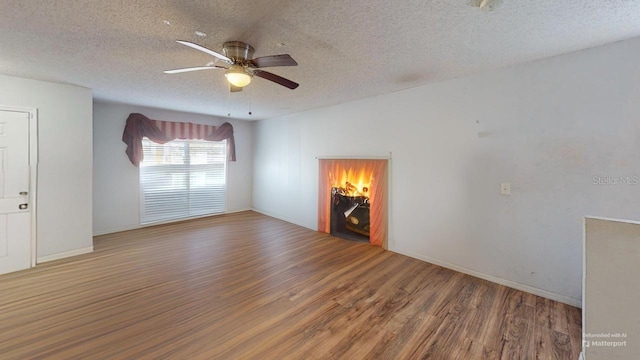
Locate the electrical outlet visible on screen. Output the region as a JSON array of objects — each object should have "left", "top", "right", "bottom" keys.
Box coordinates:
[{"left": 500, "top": 183, "right": 511, "bottom": 195}]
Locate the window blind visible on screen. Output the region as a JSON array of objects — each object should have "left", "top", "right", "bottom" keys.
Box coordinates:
[{"left": 139, "top": 138, "right": 227, "bottom": 224}]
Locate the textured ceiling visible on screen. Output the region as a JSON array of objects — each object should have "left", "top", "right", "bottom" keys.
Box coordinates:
[{"left": 1, "top": 0, "right": 639, "bottom": 120}]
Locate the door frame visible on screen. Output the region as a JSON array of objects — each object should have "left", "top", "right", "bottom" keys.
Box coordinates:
[{"left": 0, "top": 105, "right": 38, "bottom": 267}]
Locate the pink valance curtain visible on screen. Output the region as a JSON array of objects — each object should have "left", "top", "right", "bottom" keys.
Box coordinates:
[
  {"left": 318, "top": 159, "right": 388, "bottom": 247},
  {"left": 122, "top": 113, "right": 236, "bottom": 166}
]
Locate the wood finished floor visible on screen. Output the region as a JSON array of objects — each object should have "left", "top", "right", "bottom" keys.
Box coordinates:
[{"left": 0, "top": 211, "right": 581, "bottom": 359}]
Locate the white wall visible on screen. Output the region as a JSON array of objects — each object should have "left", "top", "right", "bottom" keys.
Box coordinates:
[
  {"left": 252, "top": 37, "right": 640, "bottom": 306},
  {"left": 93, "top": 102, "right": 253, "bottom": 235},
  {"left": 0, "top": 74, "right": 93, "bottom": 259}
]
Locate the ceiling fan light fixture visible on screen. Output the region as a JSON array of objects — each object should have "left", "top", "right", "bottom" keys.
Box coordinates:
[{"left": 225, "top": 65, "right": 252, "bottom": 87}]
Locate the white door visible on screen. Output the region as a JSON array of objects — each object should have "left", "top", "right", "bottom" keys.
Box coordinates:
[{"left": 0, "top": 110, "right": 31, "bottom": 275}]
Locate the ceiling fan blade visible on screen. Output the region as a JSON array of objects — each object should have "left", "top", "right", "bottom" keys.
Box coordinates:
[
  {"left": 164, "top": 66, "right": 224, "bottom": 74},
  {"left": 251, "top": 54, "right": 298, "bottom": 68},
  {"left": 230, "top": 84, "right": 243, "bottom": 92},
  {"left": 176, "top": 40, "right": 232, "bottom": 63},
  {"left": 253, "top": 70, "right": 299, "bottom": 89}
]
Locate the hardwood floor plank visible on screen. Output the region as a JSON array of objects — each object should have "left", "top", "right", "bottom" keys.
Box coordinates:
[
  {"left": 499, "top": 290, "right": 536, "bottom": 359},
  {"left": 0, "top": 211, "right": 581, "bottom": 359}
]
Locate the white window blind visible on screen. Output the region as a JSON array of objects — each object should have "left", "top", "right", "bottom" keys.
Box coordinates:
[{"left": 139, "top": 138, "right": 227, "bottom": 224}]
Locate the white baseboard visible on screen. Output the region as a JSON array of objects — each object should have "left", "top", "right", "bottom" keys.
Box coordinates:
[
  {"left": 226, "top": 208, "right": 252, "bottom": 213},
  {"left": 251, "top": 208, "right": 316, "bottom": 231},
  {"left": 391, "top": 246, "right": 581, "bottom": 308},
  {"left": 37, "top": 246, "right": 94, "bottom": 264},
  {"left": 92, "top": 208, "right": 254, "bottom": 236},
  {"left": 93, "top": 224, "right": 142, "bottom": 236}
]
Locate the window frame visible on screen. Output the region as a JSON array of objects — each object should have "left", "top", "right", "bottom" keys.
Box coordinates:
[{"left": 138, "top": 137, "right": 228, "bottom": 225}]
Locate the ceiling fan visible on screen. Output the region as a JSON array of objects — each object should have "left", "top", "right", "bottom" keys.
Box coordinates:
[{"left": 165, "top": 40, "right": 299, "bottom": 92}]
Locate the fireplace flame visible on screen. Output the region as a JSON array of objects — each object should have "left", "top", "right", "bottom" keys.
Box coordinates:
[{"left": 330, "top": 167, "right": 372, "bottom": 197}]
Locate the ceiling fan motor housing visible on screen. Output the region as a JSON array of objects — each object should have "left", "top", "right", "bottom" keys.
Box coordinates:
[{"left": 223, "top": 41, "right": 255, "bottom": 62}]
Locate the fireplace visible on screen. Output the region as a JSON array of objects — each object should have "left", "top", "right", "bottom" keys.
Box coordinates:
[
  {"left": 318, "top": 158, "right": 388, "bottom": 247},
  {"left": 331, "top": 184, "right": 370, "bottom": 242}
]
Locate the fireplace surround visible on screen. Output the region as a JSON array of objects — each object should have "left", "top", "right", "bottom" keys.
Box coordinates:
[{"left": 318, "top": 158, "right": 388, "bottom": 247}]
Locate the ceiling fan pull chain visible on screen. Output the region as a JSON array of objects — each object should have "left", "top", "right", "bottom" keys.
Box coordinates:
[
  {"left": 249, "top": 86, "right": 253, "bottom": 116},
  {"left": 227, "top": 83, "right": 231, "bottom": 117}
]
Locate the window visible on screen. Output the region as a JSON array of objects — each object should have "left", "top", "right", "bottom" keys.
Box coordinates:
[{"left": 139, "top": 138, "right": 227, "bottom": 224}]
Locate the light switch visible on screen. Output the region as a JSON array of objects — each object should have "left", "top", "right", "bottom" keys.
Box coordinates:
[{"left": 500, "top": 183, "right": 511, "bottom": 195}]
